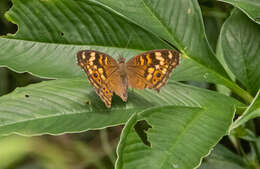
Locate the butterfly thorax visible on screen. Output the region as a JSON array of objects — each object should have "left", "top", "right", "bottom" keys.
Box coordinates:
[
  {"left": 117, "top": 56, "right": 125, "bottom": 64},
  {"left": 117, "top": 56, "right": 127, "bottom": 79}
]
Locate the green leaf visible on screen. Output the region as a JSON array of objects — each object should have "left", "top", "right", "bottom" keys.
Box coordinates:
[
  {"left": 218, "top": 0, "right": 260, "bottom": 24},
  {"left": 219, "top": 9, "right": 260, "bottom": 95},
  {"left": 0, "top": 78, "right": 135, "bottom": 136},
  {"left": 95, "top": 0, "right": 252, "bottom": 100},
  {"left": 232, "top": 89, "right": 260, "bottom": 129},
  {"left": 116, "top": 103, "right": 235, "bottom": 169},
  {"left": 0, "top": 79, "right": 241, "bottom": 136},
  {"left": 199, "top": 144, "right": 245, "bottom": 169},
  {"left": 0, "top": 0, "right": 252, "bottom": 103},
  {"left": 97, "top": 0, "right": 226, "bottom": 75},
  {"left": 0, "top": 0, "right": 168, "bottom": 78}
]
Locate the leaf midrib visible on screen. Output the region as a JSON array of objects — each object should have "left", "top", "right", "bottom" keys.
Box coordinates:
[
  {"left": 0, "top": 37, "right": 152, "bottom": 52},
  {"left": 0, "top": 106, "right": 144, "bottom": 129}
]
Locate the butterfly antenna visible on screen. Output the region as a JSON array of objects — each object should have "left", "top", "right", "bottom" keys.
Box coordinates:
[
  {"left": 118, "top": 33, "right": 133, "bottom": 59},
  {"left": 125, "top": 33, "right": 133, "bottom": 49}
]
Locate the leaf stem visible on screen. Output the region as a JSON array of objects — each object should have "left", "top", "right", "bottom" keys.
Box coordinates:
[
  {"left": 230, "top": 135, "right": 250, "bottom": 164},
  {"left": 182, "top": 52, "right": 253, "bottom": 104},
  {"left": 227, "top": 81, "right": 253, "bottom": 104}
]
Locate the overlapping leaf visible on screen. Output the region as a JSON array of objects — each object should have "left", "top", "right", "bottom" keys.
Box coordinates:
[
  {"left": 96, "top": 0, "right": 222, "bottom": 70},
  {"left": 218, "top": 0, "right": 260, "bottom": 24},
  {"left": 219, "top": 10, "right": 260, "bottom": 95}
]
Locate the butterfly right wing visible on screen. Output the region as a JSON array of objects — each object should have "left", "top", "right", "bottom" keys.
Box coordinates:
[
  {"left": 77, "top": 50, "right": 119, "bottom": 108},
  {"left": 126, "top": 49, "right": 180, "bottom": 92}
]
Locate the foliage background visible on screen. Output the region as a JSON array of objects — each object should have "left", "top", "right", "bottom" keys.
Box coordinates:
[{"left": 0, "top": 0, "right": 259, "bottom": 169}]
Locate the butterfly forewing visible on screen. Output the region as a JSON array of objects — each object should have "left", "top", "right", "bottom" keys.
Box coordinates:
[
  {"left": 126, "top": 49, "right": 180, "bottom": 92},
  {"left": 77, "top": 50, "right": 119, "bottom": 108}
]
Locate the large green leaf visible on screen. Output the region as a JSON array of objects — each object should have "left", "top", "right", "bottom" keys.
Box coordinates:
[
  {"left": 0, "top": 0, "right": 168, "bottom": 78},
  {"left": 96, "top": 0, "right": 225, "bottom": 74},
  {"left": 0, "top": 79, "right": 241, "bottom": 136},
  {"left": 0, "top": 0, "right": 252, "bottom": 103},
  {"left": 218, "top": 0, "right": 260, "bottom": 24},
  {"left": 116, "top": 102, "right": 235, "bottom": 169},
  {"left": 219, "top": 9, "right": 260, "bottom": 95}
]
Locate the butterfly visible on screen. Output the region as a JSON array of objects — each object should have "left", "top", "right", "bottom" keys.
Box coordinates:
[{"left": 77, "top": 49, "right": 180, "bottom": 108}]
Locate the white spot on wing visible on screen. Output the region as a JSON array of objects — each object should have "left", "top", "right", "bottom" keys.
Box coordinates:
[
  {"left": 168, "top": 51, "right": 173, "bottom": 59},
  {"left": 82, "top": 52, "right": 86, "bottom": 59}
]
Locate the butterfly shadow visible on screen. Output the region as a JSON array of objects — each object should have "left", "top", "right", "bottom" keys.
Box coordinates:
[
  {"left": 86, "top": 91, "right": 111, "bottom": 113},
  {"left": 85, "top": 90, "right": 155, "bottom": 113},
  {"left": 113, "top": 91, "right": 155, "bottom": 109}
]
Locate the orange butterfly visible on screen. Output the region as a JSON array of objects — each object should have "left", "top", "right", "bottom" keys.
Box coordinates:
[{"left": 77, "top": 49, "right": 180, "bottom": 108}]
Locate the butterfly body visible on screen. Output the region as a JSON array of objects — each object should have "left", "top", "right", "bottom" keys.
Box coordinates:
[
  {"left": 116, "top": 56, "right": 128, "bottom": 102},
  {"left": 77, "top": 49, "right": 180, "bottom": 108},
  {"left": 117, "top": 56, "right": 128, "bottom": 82}
]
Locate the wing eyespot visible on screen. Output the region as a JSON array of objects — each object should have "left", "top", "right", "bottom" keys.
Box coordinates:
[
  {"left": 93, "top": 73, "right": 98, "bottom": 78},
  {"left": 156, "top": 73, "right": 161, "bottom": 77}
]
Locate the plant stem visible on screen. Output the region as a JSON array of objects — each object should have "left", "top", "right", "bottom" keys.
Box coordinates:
[
  {"left": 100, "top": 129, "right": 116, "bottom": 164},
  {"left": 228, "top": 81, "right": 253, "bottom": 104},
  {"left": 236, "top": 138, "right": 250, "bottom": 164}
]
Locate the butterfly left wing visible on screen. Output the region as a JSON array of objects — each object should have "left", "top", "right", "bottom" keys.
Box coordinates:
[
  {"left": 126, "top": 49, "right": 180, "bottom": 92},
  {"left": 77, "top": 50, "right": 120, "bottom": 108}
]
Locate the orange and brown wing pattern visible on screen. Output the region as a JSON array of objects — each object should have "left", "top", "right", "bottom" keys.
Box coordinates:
[
  {"left": 126, "top": 49, "right": 180, "bottom": 92},
  {"left": 77, "top": 50, "right": 119, "bottom": 108}
]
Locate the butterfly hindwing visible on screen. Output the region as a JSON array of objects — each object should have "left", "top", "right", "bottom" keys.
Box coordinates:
[
  {"left": 77, "top": 50, "right": 119, "bottom": 108},
  {"left": 126, "top": 49, "right": 180, "bottom": 92}
]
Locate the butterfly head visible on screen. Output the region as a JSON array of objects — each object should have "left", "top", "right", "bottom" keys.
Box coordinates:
[{"left": 117, "top": 56, "right": 126, "bottom": 63}]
